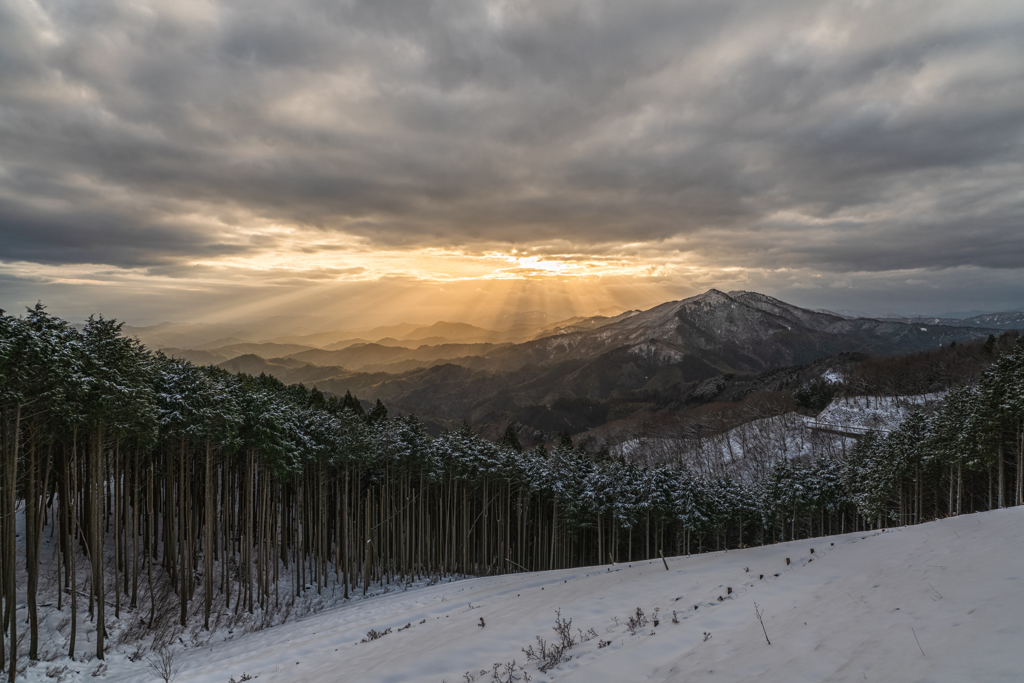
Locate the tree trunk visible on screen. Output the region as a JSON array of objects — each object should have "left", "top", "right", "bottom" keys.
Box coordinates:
[
  {"left": 93, "top": 426, "right": 106, "bottom": 661},
  {"left": 343, "top": 466, "right": 350, "bottom": 599},
  {"left": 204, "top": 440, "right": 213, "bottom": 630},
  {"left": 113, "top": 439, "right": 120, "bottom": 620},
  {"left": 25, "top": 432, "right": 38, "bottom": 662},
  {"left": 68, "top": 430, "right": 78, "bottom": 658},
  {"left": 998, "top": 442, "right": 1005, "bottom": 509},
  {"left": 2, "top": 406, "right": 18, "bottom": 681}
]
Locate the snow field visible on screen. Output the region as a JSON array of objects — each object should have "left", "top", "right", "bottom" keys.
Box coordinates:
[
  {"left": 105, "top": 507, "right": 1024, "bottom": 683},
  {"left": 813, "top": 394, "right": 945, "bottom": 433}
]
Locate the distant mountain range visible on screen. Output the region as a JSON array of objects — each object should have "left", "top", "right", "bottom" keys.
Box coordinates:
[
  {"left": 156, "top": 289, "right": 1012, "bottom": 436},
  {"left": 131, "top": 300, "right": 1024, "bottom": 355},
  {"left": 157, "top": 310, "right": 636, "bottom": 366},
  {"left": 884, "top": 311, "right": 1024, "bottom": 329}
]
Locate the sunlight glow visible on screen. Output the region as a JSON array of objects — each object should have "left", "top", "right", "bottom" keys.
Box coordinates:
[{"left": 0, "top": 232, "right": 714, "bottom": 327}]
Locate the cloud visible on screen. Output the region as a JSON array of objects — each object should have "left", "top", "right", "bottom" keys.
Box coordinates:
[{"left": 1, "top": 0, "right": 1023, "bottom": 318}]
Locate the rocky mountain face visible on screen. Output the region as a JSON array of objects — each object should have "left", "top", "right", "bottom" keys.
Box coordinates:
[{"left": 195, "top": 290, "right": 1004, "bottom": 436}]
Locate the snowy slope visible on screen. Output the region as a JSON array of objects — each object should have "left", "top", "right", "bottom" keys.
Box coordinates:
[
  {"left": 815, "top": 394, "right": 945, "bottom": 433},
  {"left": 102, "top": 508, "right": 1024, "bottom": 683}
]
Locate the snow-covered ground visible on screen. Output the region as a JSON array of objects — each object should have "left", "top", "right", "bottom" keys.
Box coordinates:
[
  {"left": 613, "top": 413, "right": 824, "bottom": 478},
  {"left": 813, "top": 394, "right": 945, "bottom": 433},
  {"left": 613, "top": 394, "right": 942, "bottom": 475},
  {"left": 12, "top": 505, "right": 462, "bottom": 683},
  {"left": 93, "top": 507, "right": 1024, "bottom": 683}
]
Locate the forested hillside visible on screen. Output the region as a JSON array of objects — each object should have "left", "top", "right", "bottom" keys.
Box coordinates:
[
  {"left": 1, "top": 305, "right": 1023, "bottom": 681},
  {"left": 174, "top": 290, "right": 1005, "bottom": 436}
]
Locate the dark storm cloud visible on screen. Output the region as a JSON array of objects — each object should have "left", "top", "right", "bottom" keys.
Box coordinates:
[{"left": 0, "top": 0, "right": 1022, "bottom": 272}]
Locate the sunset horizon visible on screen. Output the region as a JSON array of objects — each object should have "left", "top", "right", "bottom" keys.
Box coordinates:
[{"left": 3, "top": 0, "right": 1023, "bottom": 326}]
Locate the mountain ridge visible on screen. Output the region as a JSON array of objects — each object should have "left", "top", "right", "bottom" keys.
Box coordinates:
[{"left": 199, "top": 289, "right": 1007, "bottom": 435}]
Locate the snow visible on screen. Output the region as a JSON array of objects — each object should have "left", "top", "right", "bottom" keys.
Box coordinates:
[
  {"left": 91, "top": 507, "right": 1024, "bottom": 683},
  {"left": 820, "top": 370, "right": 844, "bottom": 384},
  {"left": 613, "top": 394, "right": 939, "bottom": 476},
  {"left": 12, "top": 500, "right": 462, "bottom": 683},
  {"left": 814, "top": 394, "right": 945, "bottom": 433}
]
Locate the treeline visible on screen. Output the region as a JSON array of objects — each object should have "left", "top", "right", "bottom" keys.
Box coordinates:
[
  {"left": 842, "top": 342, "right": 1024, "bottom": 522},
  {"left": 1, "top": 307, "right": 1023, "bottom": 680}
]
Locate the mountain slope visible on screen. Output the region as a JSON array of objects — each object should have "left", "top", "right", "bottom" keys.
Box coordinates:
[
  {"left": 478, "top": 289, "right": 999, "bottom": 374},
  {"left": 214, "top": 290, "right": 1005, "bottom": 434},
  {"left": 161, "top": 342, "right": 317, "bottom": 365},
  {"left": 289, "top": 342, "right": 508, "bottom": 371}
]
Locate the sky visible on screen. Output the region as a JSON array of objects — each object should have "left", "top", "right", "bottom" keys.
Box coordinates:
[{"left": 1, "top": 0, "right": 1023, "bottom": 328}]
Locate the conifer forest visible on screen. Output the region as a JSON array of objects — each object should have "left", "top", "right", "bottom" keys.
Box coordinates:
[{"left": 2, "top": 306, "right": 1023, "bottom": 680}]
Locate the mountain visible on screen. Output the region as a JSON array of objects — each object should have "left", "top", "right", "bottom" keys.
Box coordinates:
[
  {"left": 160, "top": 349, "right": 227, "bottom": 366},
  {"left": 269, "top": 319, "right": 552, "bottom": 348},
  {"left": 590, "top": 305, "right": 631, "bottom": 317},
  {"left": 212, "top": 290, "right": 1006, "bottom": 434},
  {"left": 889, "top": 311, "right": 1024, "bottom": 330},
  {"left": 491, "top": 310, "right": 549, "bottom": 329},
  {"left": 961, "top": 311, "right": 1024, "bottom": 328},
  {"left": 288, "top": 342, "right": 508, "bottom": 371},
  {"left": 399, "top": 321, "right": 505, "bottom": 342},
  {"left": 470, "top": 289, "right": 996, "bottom": 375},
  {"left": 531, "top": 310, "right": 640, "bottom": 339},
  {"left": 161, "top": 342, "right": 317, "bottom": 365}
]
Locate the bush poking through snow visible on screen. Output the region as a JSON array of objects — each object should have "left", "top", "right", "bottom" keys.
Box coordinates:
[
  {"left": 45, "top": 665, "right": 70, "bottom": 682},
  {"left": 360, "top": 627, "right": 392, "bottom": 642},
  {"left": 489, "top": 659, "right": 531, "bottom": 683},
  {"left": 147, "top": 646, "right": 180, "bottom": 683},
  {"left": 551, "top": 609, "right": 577, "bottom": 650},
  {"left": 626, "top": 607, "right": 649, "bottom": 636},
  {"left": 521, "top": 637, "right": 570, "bottom": 673},
  {"left": 522, "top": 609, "right": 580, "bottom": 672}
]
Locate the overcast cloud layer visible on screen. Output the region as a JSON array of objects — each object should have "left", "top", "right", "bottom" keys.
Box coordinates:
[{"left": 1, "top": 0, "right": 1023, "bottom": 323}]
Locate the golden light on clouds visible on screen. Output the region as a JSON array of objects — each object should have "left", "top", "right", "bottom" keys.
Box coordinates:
[
  {"left": 191, "top": 228, "right": 667, "bottom": 286},
  {"left": 3, "top": 0, "right": 1023, "bottom": 328},
  {"left": 0, "top": 233, "right": 697, "bottom": 327}
]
